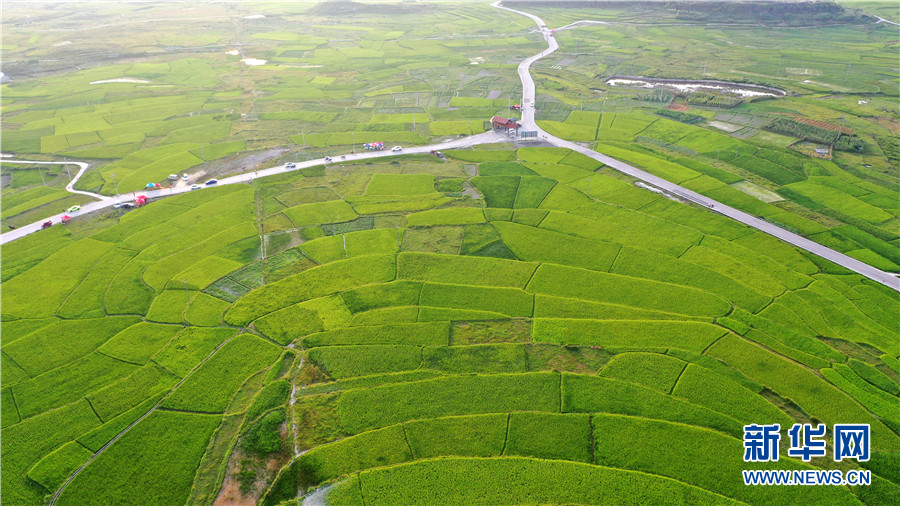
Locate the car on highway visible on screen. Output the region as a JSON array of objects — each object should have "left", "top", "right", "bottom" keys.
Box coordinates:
[
  {"left": 285, "top": 162, "right": 296, "bottom": 168},
  {"left": 113, "top": 201, "right": 122, "bottom": 209},
  {"left": 66, "top": 205, "right": 81, "bottom": 212},
  {"left": 204, "top": 179, "right": 218, "bottom": 185},
  {"left": 190, "top": 184, "right": 201, "bottom": 190},
  {"left": 391, "top": 146, "right": 402, "bottom": 152}
]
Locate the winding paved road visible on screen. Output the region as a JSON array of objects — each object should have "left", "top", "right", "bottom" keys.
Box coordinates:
[
  {"left": 0, "top": 131, "right": 509, "bottom": 246},
  {"left": 2, "top": 4, "right": 897, "bottom": 292},
  {"left": 492, "top": 1, "right": 898, "bottom": 291}
]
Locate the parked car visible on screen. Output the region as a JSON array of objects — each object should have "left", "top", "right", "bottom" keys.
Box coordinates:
[
  {"left": 66, "top": 205, "right": 81, "bottom": 212},
  {"left": 205, "top": 179, "right": 218, "bottom": 185},
  {"left": 122, "top": 203, "right": 135, "bottom": 209},
  {"left": 391, "top": 146, "right": 402, "bottom": 152},
  {"left": 285, "top": 162, "right": 296, "bottom": 168},
  {"left": 190, "top": 184, "right": 201, "bottom": 190},
  {"left": 182, "top": 174, "right": 189, "bottom": 181},
  {"left": 113, "top": 201, "right": 122, "bottom": 209},
  {"left": 168, "top": 174, "right": 179, "bottom": 180}
]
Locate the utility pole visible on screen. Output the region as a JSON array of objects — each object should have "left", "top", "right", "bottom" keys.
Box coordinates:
[
  {"left": 715, "top": 150, "right": 720, "bottom": 168},
  {"left": 412, "top": 114, "right": 416, "bottom": 132},
  {"left": 111, "top": 173, "right": 119, "bottom": 196},
  {"left": 587, "top": 177, "right": 591, "bottom": 198},
  {"left": 200, "top": 143, "right": 205, "bottom": 162},
  {"left": 301, "top": 129, "right": 306, "bottom": 148},
  {"left": 352, "top": 132, "right": 355, "bottom": 153},
  {"left": 38, "top": 166, "right": 45, "bottom": 185},
  {"left": 468, "top": 120, "right": 472, "bottom": 136},
  {"left": 833, "top": 115, "right": 846, "bottom": 147},
  {"left": 64, "top": 158, "right": 72, "bottom": 181}
]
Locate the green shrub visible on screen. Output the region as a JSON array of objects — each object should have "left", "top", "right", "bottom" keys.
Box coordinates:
[
  {"left": 243, "top": 408, "right": 286, "bottom": 455},
  {"left": 246, "top": 380, "right": 291, "bottom": 422}
]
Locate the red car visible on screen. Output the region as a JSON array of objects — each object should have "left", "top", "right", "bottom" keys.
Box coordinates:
[{"left": 41, "top": 221, "right": 53, "bottom": 229}]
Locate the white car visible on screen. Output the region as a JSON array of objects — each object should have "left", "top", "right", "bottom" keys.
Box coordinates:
[
  {"left": 391, "top": 146, "right": 402, "bottom": 152},
  {"left": 113, "top": 201, "right": 122, "bottom": 209},
  {"left": 285, "top": 162, "right": 296, "bottom": 169},
  {"left": 190, "top": 184, "right": 201, "bottom": 190},
  {"left": 182, "top": 174, "right": 189, "bottom": 181}
]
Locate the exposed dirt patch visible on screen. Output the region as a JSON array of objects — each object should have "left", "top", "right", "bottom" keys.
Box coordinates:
[
  {"left": 461, "top": 180, "right": 481, "bottom": 199},
  {"left": 666, "top": 103, "right": 689, "bottom": 112},
  {"left": 785, "top": 114, "right": 854, "bottom": 134},
  {"left": 199, "top": 147, "right": 290, "bottom": 181}
]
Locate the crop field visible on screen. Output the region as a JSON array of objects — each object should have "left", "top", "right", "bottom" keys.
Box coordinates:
[
  {"left": 4, "top": 156, "right": 899, "bottom": 505},
  {"left": 2, "top": 1, "right": 900, "bottom": 505}
]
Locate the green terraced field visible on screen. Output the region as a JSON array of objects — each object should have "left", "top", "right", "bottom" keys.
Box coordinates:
[
  {"left": 5, "top": 142, "right": 897, "bottom": 505},
  {"left": 2, "top": 1, "right": 899, "bottom": 505}
]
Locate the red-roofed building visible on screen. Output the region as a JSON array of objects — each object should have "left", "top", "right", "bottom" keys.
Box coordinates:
[{"left": 491, "top": 115, "right": 521, "bottom": 135}]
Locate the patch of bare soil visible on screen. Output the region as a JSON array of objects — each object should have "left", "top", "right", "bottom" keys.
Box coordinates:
[{"left": 197, "top": 147, "right": 290, "bottom": 181}]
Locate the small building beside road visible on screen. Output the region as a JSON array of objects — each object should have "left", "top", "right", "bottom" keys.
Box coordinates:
[{"left": 491, "top": 115, "right": 521, "bottom": 136}]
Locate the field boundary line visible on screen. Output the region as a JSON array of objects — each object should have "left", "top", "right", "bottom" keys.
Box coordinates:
[
  {"left": 557, "top": 371, "right": 563, "bottom": 413},
  {"left": 401, "top": 423, "right": 415, "bottom": 459},
  {"left": 522, "top": 262, "right": 541, "bottom": 292},
  {"left": 607, "top": 244, "right": 624, "bottom": 273},
  {"left": 95, "top": 349, "right": 143, "bottom": 367},
  {"left": 668, "top": 362, "right": 689, "bottom": 396},
  {"left": 500, "top": 412, "right": 511, "bottom": 455},
  {"left": 2, "top": 351, "right": 33, "bottom": 380},
  {"left": 54, "top": 247, "right": 111, "bottom": 316},
  {"left": 588, "top": 413, "right": 596, "bottom": 463},
  {"left": 9, "top": 387, "right": 22, "bottom": 425},
  {"left": 84, "top": 398, "right": 104, "bottom": 423},
  {"left": 357, "top": 471, "right": 368, "bottom": 506},
  {"left": 100, "top": 251, "right": 141, "bottom": 315},
  {"left": 156, "top": 406, "right": 226, "bottom": 416}
]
